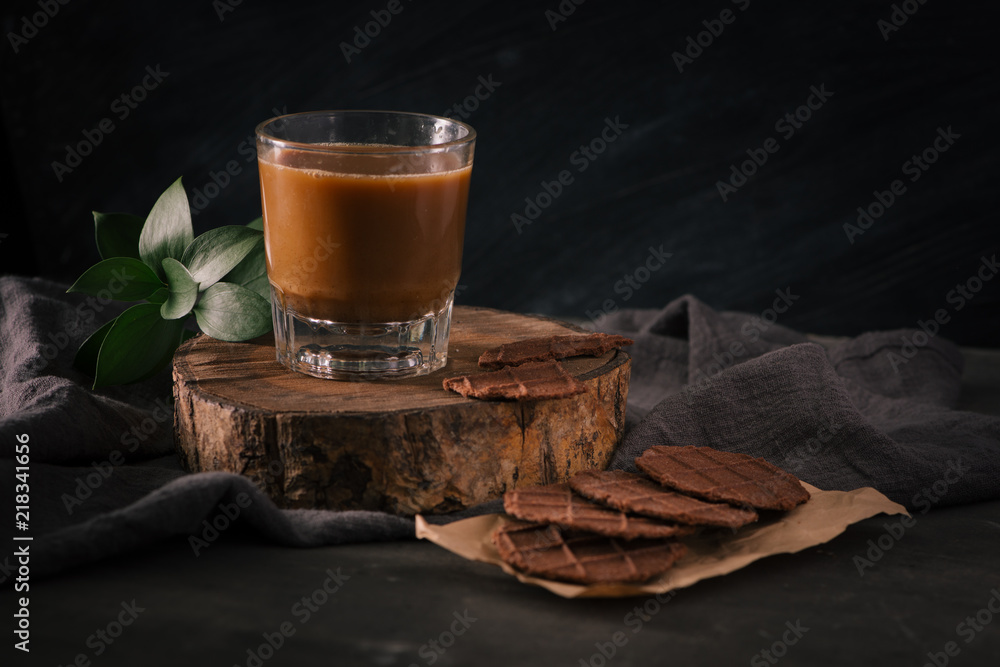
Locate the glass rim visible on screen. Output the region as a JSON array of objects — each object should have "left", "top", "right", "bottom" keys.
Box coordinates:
[{"left": 255, "top": 110, "right": 476, "bottom": 155}]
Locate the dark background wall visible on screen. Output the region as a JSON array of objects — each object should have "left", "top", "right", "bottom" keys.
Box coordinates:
[{"left": 1, "top": 0, "right": 997, "bottom": 345}]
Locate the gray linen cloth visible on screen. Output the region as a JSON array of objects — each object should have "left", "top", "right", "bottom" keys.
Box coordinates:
[{"left": 1, "top": 276, "right": 997, "bottom": 579}]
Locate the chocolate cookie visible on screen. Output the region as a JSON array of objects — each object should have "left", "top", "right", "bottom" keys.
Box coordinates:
[
  {"left": 478, "top": 333, "right": 633, "bottom": 370},
  {"left": 492, "top": 520, "right": 687, "bottom": 584},
  {"left": 570, "top": 470, "right": 759, "bottom": 529},
  {"left": 503, "top": 482, "right": 694, "bottom": 539},
  {"left": 442, "top": 360, "right": 585, "bottom": 400},
  {"left": 635, "top": 446, "right": 810, "bottom": 511}
]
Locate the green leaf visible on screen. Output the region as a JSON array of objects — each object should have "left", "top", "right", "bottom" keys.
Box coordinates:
[
  {"left": 246, "top": 216, "right": 264, "bottom": 231},
  {"left": 147, "top": 287, "right": 169, "bottom": 304},
  {"left": 73, "top": 317, "right": 118, "bottom": 377},
  {"left": 194, "top": 282, "right": 272, "bottom": 342},
  {"left": 94, "top": 212, "right": 144, "bottom": 260},
  {"left": 67, "top": 257, "right": 164, "bottom": 301},
  {"left": 222, "top": 235, "right": 270, "bottom": 300},
  {"left": 139, "top": 178, "right": 194, "bottom": 281},
  {"left": 161, "top": 258, "right": 200, "bottom": 319},
  {"left": 93, "top": 303, "right": 186, "bottom": 388},
  {"left": 180, "top": 225, "right": 263, "bottom": 290}
]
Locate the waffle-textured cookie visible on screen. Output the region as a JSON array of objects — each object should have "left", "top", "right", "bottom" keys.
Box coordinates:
[
  {"left": 635, "top": 446, "right": 810, "bottom": 511},
  {"left": 570, "top": 469, "right": 759, "bottom": 529},
  {"left": 492, "top": 520, "right": 687, "bottom": 584},
  {"left": 442, "top": 360, "right": 585, "bottom": 400},
  {"left": 478, "top": 333, "right": 633, "bottom": 370},
  {"left": 503, "top": 483, "right": 694, "bottom": 539}
]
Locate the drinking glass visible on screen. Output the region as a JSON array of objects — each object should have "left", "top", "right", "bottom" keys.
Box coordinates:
[{"left": 255, "top": 110, "right": 475, "bottom": 380}]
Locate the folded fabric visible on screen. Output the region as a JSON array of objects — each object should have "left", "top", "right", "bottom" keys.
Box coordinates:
[
  {"left": 1, "top": 277, "right": 997, "bottom": 579},
  {"left": 601, "top": 296, "right": 999, "bottom": 509}
]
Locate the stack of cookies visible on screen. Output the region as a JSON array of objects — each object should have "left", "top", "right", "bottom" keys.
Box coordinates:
[
  {"left": 442, "top": 332, "right": 633, "bottom": 400},
  {"left": 492, "top": 445, "right": 811, "bottom": 584}
]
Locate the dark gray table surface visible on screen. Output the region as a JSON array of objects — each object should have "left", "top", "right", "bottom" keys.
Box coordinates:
[{"left": 6, "top": 347, "right": 1000, "bottom": 667}]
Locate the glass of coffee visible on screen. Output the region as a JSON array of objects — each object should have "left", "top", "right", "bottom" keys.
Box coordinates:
[{"left": 255, "top": 111, "right": 475, "bottom": 380}]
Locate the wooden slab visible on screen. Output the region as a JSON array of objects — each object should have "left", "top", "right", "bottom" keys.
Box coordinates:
[{"left": 173, "top": 306, "right": 631, "bottom": 515}]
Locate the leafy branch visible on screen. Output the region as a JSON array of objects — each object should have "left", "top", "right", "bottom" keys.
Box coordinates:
[{"left": 68, "top": 178, "right": 271, "bottom": 388}]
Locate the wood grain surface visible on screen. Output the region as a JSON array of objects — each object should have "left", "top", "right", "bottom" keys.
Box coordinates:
[{"left": 173, "top": 306, "right": 630, "bottom": 515}]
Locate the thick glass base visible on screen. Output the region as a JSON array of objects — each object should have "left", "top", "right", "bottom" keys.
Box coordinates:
[{"left": 271, "top": 288, "right": 453, "bottom": 381}]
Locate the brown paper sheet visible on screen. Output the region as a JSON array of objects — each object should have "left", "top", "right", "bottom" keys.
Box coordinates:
[{"left": 415, "top": 483, "right": 907, "bottom": 598}]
